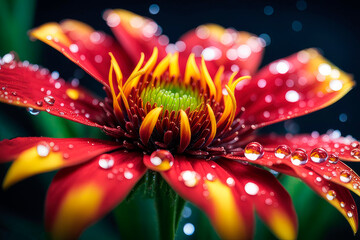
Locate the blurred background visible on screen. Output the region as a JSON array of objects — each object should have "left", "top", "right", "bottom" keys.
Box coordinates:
[{"left": 1, "top": 0, "right": 359, "bottom": 239}]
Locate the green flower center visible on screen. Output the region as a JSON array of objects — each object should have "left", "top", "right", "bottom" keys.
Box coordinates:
[{"left": 140, "top": 84, "right": 202, "bottom": 112}]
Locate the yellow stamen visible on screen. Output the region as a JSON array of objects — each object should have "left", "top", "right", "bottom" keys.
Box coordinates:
[
  {"left": 184, "top": 53, "right": 200, "bottom": 84},
  {"left": 178, "top": 110, "right": 191, "bottom": 153},
  {"left": 201, "top": 57, "right": 216, "bottom": 98},
  {"left": 139, "top": 107, "right": 163, "bottom": 145},
  {"left": 214, "top": 66, "right": 224, "bottom": 102},
  {"left": 230, "top": 76, "right": 251, "bottom": 92},
  {"left": 152, "top": 53, "right": 171, "bottom": 82},
  {"left": 217, "top": 85, "right": 236, "bottom": 129},
  {"left": 108, "top": 61, "right": 124, "bottom": 119},
  {"left": 169, "top": 52, "right": 180, "bottom": 79},
  {"left": 204, "top": 104, "right": 217, "bottom": 147},
  {"left": 109, "top": 52, "right": 123, "bottom": 88}
]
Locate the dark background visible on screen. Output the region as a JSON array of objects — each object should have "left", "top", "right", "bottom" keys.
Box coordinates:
[{"left": 1, "top": 0, "right": 360, "bottom": 239}]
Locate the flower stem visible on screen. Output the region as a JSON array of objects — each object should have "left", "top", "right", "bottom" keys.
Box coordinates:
[{"left": 155, "top": 175, "right": 185, "bottom": 240}]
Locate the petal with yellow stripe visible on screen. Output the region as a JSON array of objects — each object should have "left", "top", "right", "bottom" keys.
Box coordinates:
[
  {"left": 0, "top": 137, "right": 121, "bottom": 189},
  {"left": 46, "top": 150, "right": 146, "bottom": 240}
]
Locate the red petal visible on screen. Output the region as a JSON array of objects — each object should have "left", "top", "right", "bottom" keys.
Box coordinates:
[
  {"left": 0, "top": 137, "right": 121, "bottom": 188},
  {"left": 237, "top": 49, "right": 355, "bottom": 128},
  {"left": 0, "top": 58, "right": 111, "bottom": 127},
  {"left": 104, "top": 9, "right": 167, "bottom": 63},
  {"left": 225, "top": 134, "right": 360, "bottom": 232},
  {"left": 179, "top": 24, "right": 264, "bottom": 76},
  {"left": 161, "top": 155, "right": 254, "bottom": 240},
  {"left": 46, "top": 150, "right": 146, "bottom": 240},
  {"left": 29, "top": 20, "right": 131, "bottom": 85},
  {"left": 220, "top": 160, "right": 298, "bottom": 239}
]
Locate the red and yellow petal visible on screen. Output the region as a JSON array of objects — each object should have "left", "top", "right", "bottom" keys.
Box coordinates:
[
  {"left": 220, "top": 160, "right": 298, "bottom": 240},
  {"left": 103, "top": 9, "right": 167, "bottom": 63},
  {"left": 0, "top": 58, "right": 110, "bottom": 127},
  {"left": 237, "top": 49, "right": 355, "bottom": 128},
  {"left": 179, "top": 24, "right": 264, "bottom": 76},
  {"left": 29, "top": 20, "right": 131, "bottom": 85},
  {"left": 225, "top": 134, "right": 360, "bottom": 232},
  {"left": 161, "top": 155, "right": 254, "bottom": 240},
  {"left": 46, "top": 150, "right": 146, "bottom": 240},
  {"left": 0, "top": 137, "right": 121, "bottom": 188}
]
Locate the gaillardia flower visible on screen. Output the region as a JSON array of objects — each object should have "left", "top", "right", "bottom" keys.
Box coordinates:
[{"left": 0, "top": 9, "right": 359, "bottom": 240}]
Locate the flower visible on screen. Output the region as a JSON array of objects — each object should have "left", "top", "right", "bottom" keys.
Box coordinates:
[{"left": 0, "top": 8, "right": 359, "bottom": 240}]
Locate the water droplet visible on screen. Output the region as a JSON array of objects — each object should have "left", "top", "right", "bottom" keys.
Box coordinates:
[
  {"left": 244, "top": 182, "right": 259, "bottom": 195},
  {"left": 274, "top": 145, "right": 291, "bottom": 159},
  {"left": 27, "top": 107, "right": 40, "bottom": 115},
  {"left": 326, "top": 190, "right": 336, "bottom": 200},
  {"left": 124, "top": 170, "right": 134, "bottom": 179},
  {"left": 340, "top": 202, "right": 345, "bottom": 208},
  {"left": 148, "top": 150, "right": 174, "bottom": 171},
  {"left": 328, "top": 153, "right": 339, "bottom": 164},
  {"left": 340, "top": 171, "right": 352, "bottom": 183},
  {"left": 351, "top": 141, "right": 360, "bottom": 148},
  {"left": 226, "top": 177, "right": 235, "bottom": 187},
  {"left": 44, "top": 95, "right": 55, "bottom": 105},
  {"left": 347, "top": 211, "right": 353, "bottom": 218},
  {"left": 206, "top": 173, "right": 215, "bottom": 181},
  {"left": 37, "top": 142, "right": 50, "bottom": 157},
  {"left": 98, "top": 154, "right": 114, "bottom": 169},
  {"left": 244, "top": 142, "right": 264, "bottom": 161},
  {"left": 265, "top": 198, "right": 273, "bottom": 205},
  {"left": 183, "top": 223, "right": 195, "bottom": 236},
  {"left": 291, "top": 148, "right": 308, "bottom": 166},
  {"left": 36, "top": 100, "right": 43, "bottom": 106},
  {"left": 351, "top": 148, "right": 360, "bottom": 159},
  {"left": 310, "top": 147, "right": 328, "bottom": 163},
  {"left": 180, "top": 170, "right": 200, "bottom": 187}
]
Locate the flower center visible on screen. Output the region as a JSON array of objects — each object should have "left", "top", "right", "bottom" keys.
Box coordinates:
[{"left": 140, "top": 84, "right": 201, "bottom": 112}]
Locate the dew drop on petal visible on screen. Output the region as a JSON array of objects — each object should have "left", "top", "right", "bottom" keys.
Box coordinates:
[
  {"left": 27, "top": 107, "right": 40, "bottom": 115},
  {"left": 340, "top": 171, "right": 352, "bottom": 183},
  {"left": 206, "top": 173, "right": 216, "bottom": 181},
  {"left": 310, "top": 147, "right": 328, "bottom": 163},
  {"left": 328, "top": 153, "right": 339, "bottom": 164},
  {"left": 37, "top": 142, "right": 50, "bottom": 157},
  {"left": 149, "top": 150, "right": 174, "bottom": 171},
  {"left": 351, "top": 141, "right": 360, "bottom": 148},
  {"left": 124, "top": 170, "right": 134, "bottom": 179},
  {"left": 340, "top": 202, "right": 345, "bottom": 208},
  {"left": 226, "top": 177, "right": 235, "bottom": 187},
  {"left": 274, "top": 145, "right": 291, "bottom": 159},
  {"left": 291, "top": 148, "right": 308, "bottom": 166},
  {"left": 244, "top": 182, "right": 259, "bottom": 195},
  {"left": 98, "top": 154, "right": 115, "bottom": 169},
  {"left": 180, "top": 170, "right": 200, "bottom": 187},
  {"left": 44, "top": 95, "right": 55, "bottom": 105},
  {"left": 244, "top": 142, "right": 264, "bottom": 161},
  {"left": 326, "top": 190, "right": 336, "bottom": 200},
  {"left": 347, "top": 211, "right": 353, "bottom": 218},
  {"left": 351, "top": 149, "right": 360, "bottom": 159},
  {"left": 285, "top": 90, "right": 300, "bottom": 103}
]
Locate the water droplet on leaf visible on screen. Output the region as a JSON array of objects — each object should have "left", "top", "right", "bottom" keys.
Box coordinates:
[
  {"left": 326, "top": 190, "right": 336, "bottom": 200},
  {"left": 340, "top": 171, "right": 352, "bottom": 183},
  {"left": 27, "top": 107, "right": 40, "bottom": 115},
  {"left": 310, "top": 147, "right": 328, "bottom": 163},
  {"left": 351, "top": 149, "right": 360, "bottom": 159},
  {"left": 328, "top": 153, "right": 339, "bottom": 164},
  {"left": 44, "top": 95, "right": 55, "bottom": 105}
]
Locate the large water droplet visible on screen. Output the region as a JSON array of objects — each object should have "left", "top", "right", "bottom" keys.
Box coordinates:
[
  {"left": 351, "top": 141, "right": 360, "bottom": 148},
  {"left": 244, "top": 142, "right": 264, "bottom": 161},
  {"left": 326, "top": 190, "right": 336, "bottom": 200},
  {"left": 44, "top": 95, "right": 55, "bottom": 105},
  {"left": 27, "top": 107, "right": 40, "bottom": 115},
  {"left": 148, "top": 150, "right": 174, "bottom": 171},
  {"left": 98, "top": 154, "right": 114, "bottom": 169},
  {"left": 274, "top": 145, "right": 291, "bottom": 159},
  {"left": 351, "top": 148, "right": 360, "bottom": 159},
  {"left": 340, "top": 171, "right": 352, "bottom": 183},
  {"left": 291, "top": 148, "right": 308, "bottom": 166},
  {"left": 37, "top": 142, "right": 50, "bottom": 157},
  {"left": 347, "top": 211, "right": 353, "bottom": 218},
  {"left": 244, "top": 182, "right": 259, "bottom": 195},
  {"left": 180, "top": 170, "right": 200, "bottom": 187},
  {"left": 310, "top": 147, "right": 328, "bottom": 163},
  {"left": 328, "top": 153, "right": 339, "bottom": 164}
]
